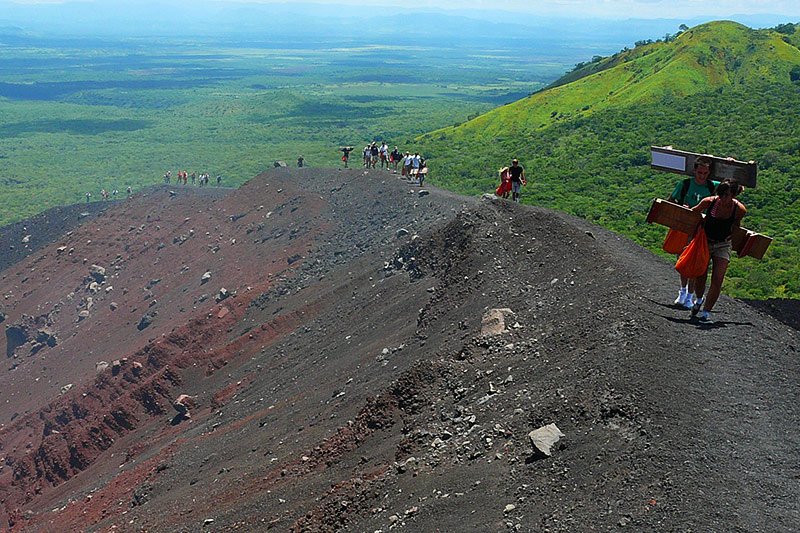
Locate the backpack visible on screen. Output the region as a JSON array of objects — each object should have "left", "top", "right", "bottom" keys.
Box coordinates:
[{"left": 678, "top": 178, "right": 715, "bottom": 205}]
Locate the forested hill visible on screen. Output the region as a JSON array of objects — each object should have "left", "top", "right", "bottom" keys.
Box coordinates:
[{"left": 420, "top": 21, "right": 800, "bottom": 299}]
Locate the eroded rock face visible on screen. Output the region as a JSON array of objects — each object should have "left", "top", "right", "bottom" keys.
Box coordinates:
[{"left": 5, "top": 314, "right": 54, "bottom": 358}]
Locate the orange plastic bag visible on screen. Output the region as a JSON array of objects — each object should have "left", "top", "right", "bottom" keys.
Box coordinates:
[
  {"left": 662, "top": 228, "right": 689, "bottom": 254},
  {"left": 675, "top": 227, "right": 710, "bottom": 278}
]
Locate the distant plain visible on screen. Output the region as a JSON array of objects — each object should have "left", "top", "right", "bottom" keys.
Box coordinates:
[{"left": 0, "top": 37, "right": 571, "bottom": 224}]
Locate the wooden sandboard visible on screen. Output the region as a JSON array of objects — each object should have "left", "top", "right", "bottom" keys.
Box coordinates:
[
  {"left": 651, "top": 146, "right": 758, "bottom": 188},
  {"left": 647, "top": 199, "right": 772, "bottom": 259}
]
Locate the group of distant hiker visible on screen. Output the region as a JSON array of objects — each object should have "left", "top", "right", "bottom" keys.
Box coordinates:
[
  {"left": 339, "top": 142, "right": 428, "bottom": 185},
  {"left": 164, "top": 170, "right": 221, "bottom": 187},
  {"left": 86, "top": 186, "right": 133, "bottom": 203},
  {"left": 666, "top": 156, "right": 746, "bottom": 323}
]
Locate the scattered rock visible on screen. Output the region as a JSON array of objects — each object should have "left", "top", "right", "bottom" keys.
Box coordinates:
[
  {"left": 96, "top": 361, "right": 109, "bottom": 373},
  {"left": 146, "top": 278, "right": 161, "bottom": 290},
  {"left": 35, "top": 329, "right": 57, "bottom": 347},
  {"left": 201, "top": 272, "right": 212, "bottom": 285},
  {"left": 273, "top": 160, "right": 287, "bottom": 168},
  {"left": 504, "top": 504, "right": 516, "bottom": 514},
  {"left": 137, "top": 311, "right": 157, "bottom": 331},
  {"left": 418, "top": 190, "right": 430, "bottom": 197},
  {"left": 110, "top": 302, "right": 119, "bottom": 311},
  {"left": 481, "top": 308, "right": 515, "bottom": 336},
  {"left": 60, "top": 383, "right": 73, "bottom": 394},
  {"left": 89, "top": 265, "right": 106, "bottom": 283},
  {"left": 173, "top": 394, "right": 195, "bottom": 422},
  {"left": 396, "top": 228, "right": 410, "bottom": 237},
  {"left": 216, "top": 288, "right": 230, "bottom": 303},
  {"left": 528, "top": 423, "right": 565, "bottom": 458}
]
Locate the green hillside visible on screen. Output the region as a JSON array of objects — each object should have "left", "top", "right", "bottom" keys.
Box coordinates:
[{"left": 419, "top": 21, "right": 800, "bottom": 299}]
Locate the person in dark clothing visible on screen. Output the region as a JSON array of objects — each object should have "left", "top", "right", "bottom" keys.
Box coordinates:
[
  {"left": 689, "top": 179, "right": 746, "bottom": 322},
  {"left": 508, "top": 159, "right": 526, "bottom": 202},
  {"left": 370, "top": 143, "right": 379, "bottom": 168},
  {"left": 340, "top": 146, "right": 353, "bottom": 168}
]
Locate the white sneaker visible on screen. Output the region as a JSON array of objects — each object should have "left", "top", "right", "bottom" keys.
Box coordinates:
[
  {"left": 697, "top": 310, "right": 712, "bottom": 322},
  {"left": 683, "top": 294, "right": 696, "bottom": 310},
  {"left": 674, "top": 290, "right": 688, "bottom": 305}
]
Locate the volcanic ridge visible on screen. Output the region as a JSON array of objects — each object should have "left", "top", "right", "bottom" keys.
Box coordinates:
[{"left": 0, "top": 167, "right": 797, "bottom": 532}]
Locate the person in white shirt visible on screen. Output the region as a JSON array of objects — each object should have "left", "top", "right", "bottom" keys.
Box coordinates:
[{"left": 380, "top": 142, "right": 389, "bottom": 169}]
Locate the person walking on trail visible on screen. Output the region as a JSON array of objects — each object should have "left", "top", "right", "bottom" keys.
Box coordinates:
[
  {"left": 403, "top": 152, "right": 413, "bottom": 177},
  {"left": 379, "top": 142, "right": 389, "bottom": 169},
  {"left": 216, "top": 175, "right": 222, "bottom": 186},
  {"left": 370, "top": 142, "right": 380, "bottom": 168},
  {"left": 363, "top": 145, "right": 371, "bottom": 168},
  {"left": 340, "top": 146, "right": 353, "bottom": 168},
  {"left": 667, "top": 156, "right": 719, "bottom": 309},
  {"left": 508, "top": 159, "right": 526, "bottom": 202},
  {"left": 390, "top": 147, "right": 401, "bottom": 170},
  {"left": 297, "top": 156, "right": 304, "bottom": 168},
  {"left": 85, "top": 192, "right": 91, "bottom": 203},
  {"left": 496, "top": 166, "right": 512, "bottom": 198},
  {"left": 418, "top": 156, "right": 428, "bottom": 186},
  {"left": 411, "top": 152, "right": 421, "bottom": 183},
  {"left": 688, "top": 179, "right": 746, "bottom": 323}
]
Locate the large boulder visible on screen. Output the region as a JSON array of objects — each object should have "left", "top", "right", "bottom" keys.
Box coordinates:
[
  {"left": 481, "top": 308, "right": 515, "bottom": 336},
  {"left": 528, "top": 423, "right": 565, "bottom": 458}
]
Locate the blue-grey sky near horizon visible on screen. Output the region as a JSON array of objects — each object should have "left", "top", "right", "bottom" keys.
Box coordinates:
[{"left": 1, "top": 0, "right": 799, "bottom": 19}]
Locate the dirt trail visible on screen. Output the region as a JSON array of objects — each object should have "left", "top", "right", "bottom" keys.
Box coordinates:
[{"left": 0, "top": 168, "right": 797, "bottom": 532}]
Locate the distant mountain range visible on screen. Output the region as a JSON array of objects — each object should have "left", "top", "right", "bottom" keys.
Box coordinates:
[
  {"left": 419, "top": 21, "right": 800, "bottom": 298},
  {"left": 0, "top": 1, "right": 795, "bottom": 54}
]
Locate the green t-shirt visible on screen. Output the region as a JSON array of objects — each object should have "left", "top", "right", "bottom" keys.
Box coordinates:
[{"left": 669, "top": 178, "right": 719, "bottom": 207}]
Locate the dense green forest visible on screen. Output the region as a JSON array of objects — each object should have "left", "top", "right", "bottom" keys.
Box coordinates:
[{"left": 418, "top": 21, "right": 800, "bottom": 299}]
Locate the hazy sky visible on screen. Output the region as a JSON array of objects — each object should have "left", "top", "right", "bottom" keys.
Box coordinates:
[{"left": 3, "top": 0, "right": 799, "bottom": 19}]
